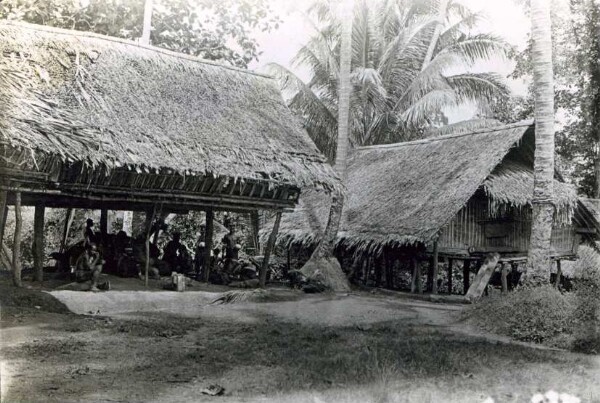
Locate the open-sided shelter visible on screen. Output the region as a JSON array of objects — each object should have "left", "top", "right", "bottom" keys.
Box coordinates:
[
  {"left": 266, "top": 121, "right": 600, "bottom": 293},
  {"left": 0, "top": 22, "right": 339, "bottom": 285}
]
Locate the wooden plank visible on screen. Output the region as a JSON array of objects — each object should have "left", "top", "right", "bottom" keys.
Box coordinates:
[
  {"left": 12, "top": 192, "right": 22, "bottom": 287},
  {"left": 260, "top": 210, "right": 282, "bottom": 287},
  {"left": 203, "top": 209, "right": 214, "bottom": 282},
  {"left": 33, "top": 202, "right": 45, "bottom": 282},
  {"left": 465, "top": 253, "right": 500, "bottom": 301}
]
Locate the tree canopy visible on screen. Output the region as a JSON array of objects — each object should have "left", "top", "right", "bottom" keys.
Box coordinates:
[
  {"left": 0, "top": 0, "right": 281, "bottom": 68},
  {"left": 266, "top": 0, "right": 511, "bottom": 161}
]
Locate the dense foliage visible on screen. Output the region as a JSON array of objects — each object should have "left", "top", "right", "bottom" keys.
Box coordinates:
[
  {"left": 267, "top": 0, "right": 510, "bottom": 161},
  {"left": 0, "top": 0, "right": 281, "bottom": 68}
]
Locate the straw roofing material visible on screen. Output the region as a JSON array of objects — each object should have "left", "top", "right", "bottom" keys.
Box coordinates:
[
  {"left": 483, "top": 160, "right": 578, "bottom": 224},
  {"left": 0, "top": 22, "right": 339, "bottom": 191},
  {"left": 267, "top": 121, "right": 540, "bottom": 252}
]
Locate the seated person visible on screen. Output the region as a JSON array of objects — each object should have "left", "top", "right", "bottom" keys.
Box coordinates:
[
  {"left": 221, "top": 228, "right": 241, "bottom": 273},
  {"left": 75, "top": 243, "right": 109, "bottom": 291}
]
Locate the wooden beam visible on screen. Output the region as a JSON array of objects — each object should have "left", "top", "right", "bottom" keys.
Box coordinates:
[
  {"left": 100, "top": 208, "right": 108, "bottom": 240},
  {"left": 33, "top": 202, "right": 45, "bottom": 282},
  {"left": 12, "top": 192, "right": 22, "bottom": 287},
  {"left": 60, "top": 208, "right": 75, "bottom": 253},
  {"left": 447, "top": 258, "right": 453, "bottom": 295},
  {"left": 555, "top": 260, "right": 562, "bottom": 288},
  {"left": 260, "top": 210, "right": 282, "bottom": 288},
  {"left": 431, "top": 240, "right": 439, "bottom": 294},
  {"left": 463, "top": 259, "right": 471, "bottom": 295},
  {"left": 203, "top": 209, "right": 214, "bottom": 282}
]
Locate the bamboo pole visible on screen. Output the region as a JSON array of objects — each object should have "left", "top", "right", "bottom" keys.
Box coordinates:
[
  {"left": 33, "top": 202, "right": 45, "bottom": 282},
  {"left": 203, "top": 209, "right": 214, "bottom": 282},
  {"left": 12, "top": 192, "right": 22, "bottom": 287},
  {"left": 260, "top": 210, "right": 282, "bottom": 288}
]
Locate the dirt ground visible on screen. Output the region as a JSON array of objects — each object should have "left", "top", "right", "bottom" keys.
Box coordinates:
[{"left": 1, "top": 277, "right": 600, "bottom": 403}]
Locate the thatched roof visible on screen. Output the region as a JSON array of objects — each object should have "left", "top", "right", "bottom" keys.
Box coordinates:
[
  {"left": 0, "top": 22, "right": 338, "bottom": 191},
  {"left": 266, "top": 121, "right": 581, "bottom": 252}
]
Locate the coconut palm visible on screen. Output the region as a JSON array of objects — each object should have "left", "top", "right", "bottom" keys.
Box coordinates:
[
  {"left": 524, "top": 0, "right": 556, "bottom": 285},
  {"left": 266, "top": 0, "right": 510, "bottom": 161}
]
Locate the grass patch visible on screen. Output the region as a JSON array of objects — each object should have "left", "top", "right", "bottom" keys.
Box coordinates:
[{"left": 0, "top": 274, "right": 70, "bottom": 314}]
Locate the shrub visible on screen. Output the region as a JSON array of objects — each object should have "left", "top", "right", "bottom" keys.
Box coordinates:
[{"left": 468, "top": 285, "right": 575, "bottom": 344}]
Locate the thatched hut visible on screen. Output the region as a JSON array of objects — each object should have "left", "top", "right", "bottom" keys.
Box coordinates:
[
  {"left": 0, "top": 22, "right": 339, "bottom": 285},
  {"left": 265, "top": 121, "right": 600, "bottom": 293}
]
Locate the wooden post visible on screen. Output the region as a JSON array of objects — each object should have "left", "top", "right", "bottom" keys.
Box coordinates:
[
  {"left": 33, "top": 202, "right": 45, "bottom": 282},
  {"left": 431, "top": 241, "right": 439, "bottom": 294},
  {"left": 411, "top": 257, "right": 421, "bottom": 293},
  {"left": 260, "top": 210, "right": 282, "bottom": 288},
  {"left": 100, "top": 208, "right": 108, "bottom": 239},
  {"left": 447, "top": 258, "right": 453, "bottom": 294},
  {"left": 12, "top": 192, "right": 22, "bottom": 287},
  {"left": 465, "top": 253, "right": 501, "bottom": 301},
  {"left": 286, "top": 248, "right": 291, "bottom": 274},
  {"left": 0, "top": 190, "right": 7, "bottom": 249},
  {"left": 251, "top": 210, "right": 260, "bottom": 255},
  {"left": 555, "top": 259, "right": 562, "bottom": 288},
  {"left": 501, "top": 262, "right": 509, "bottom": 293},
  {"left": 463, "top": 260, "right": 471, "bottom": 295},
  {"left": 203, "top": 209, "right": 214, "bottom": 282},
  {"left": 144, "top": 206, "right": 157, "bottom": 287},
  {"left": 140, "top": 0, "right": 153, "bottom": 45},
  {"left": 60, "top": 208, "right": 75, "bottom": 253}
]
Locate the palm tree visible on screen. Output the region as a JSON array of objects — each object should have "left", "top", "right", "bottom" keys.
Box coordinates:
[
  {"left": 299, "top": 0, "right": 353, "bottom": 292},
  {"left": 267, "top": 0, "right": 510, "bottom": 161},
  {"left": 523, "top": 0, "right": 555, "bottom": 286}
]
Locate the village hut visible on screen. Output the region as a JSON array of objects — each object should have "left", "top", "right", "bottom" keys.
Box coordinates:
[
  {"left": 0, "top": 21, "right": 339, "bottom": 286},
  {"left": 264, "top": 121, "right": 600, "bottom": 294}
]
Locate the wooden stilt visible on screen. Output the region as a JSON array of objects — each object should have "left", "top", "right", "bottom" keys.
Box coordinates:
[
  {"left": 33, "top": 202, "right": 45, "bottom": 282},
  {"left": 260, "top": 210, "right": 282, "bottom": 288},
  {"left": 251, "top": 210, "right": 260, "bottom": 254},
  {"left": 555, "top": 260, "right": 562, "bottom": 288},
  {"left": 144, "top": 206, "right": 157, "bottom": 287},
  {"left": 0, "top": 190, "right": 7, "bottom": 249},
  {"left": 463, "top": 260, "right": 471, "bottom": 295},
  {"left": 431, "top": 241, "right": 439, "bottom": 294},
  {"left": 12, "top": 192, "right": 22, "bottom": 287},
  {"left": 60, "top": 208, "right": 75, "bottom": 253},
  {"left": 447, "top": 258, "right": 453, "bottom": 294},
  {"left": 100, "top": 208, "right": 108, "bottom": 240},
  {"left": 203, "top": 209, "right": 214, "bottom": 282},
  {"left": 501, "top": 262, "right": 509, "bottom": 293}
]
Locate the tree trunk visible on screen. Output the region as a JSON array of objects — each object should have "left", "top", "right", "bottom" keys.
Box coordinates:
[
  {"left": 140, "top": 0, "right": 153, "bottom": 45},
  {"left": 590, "top": 3, "right": 600, "bottom": 198},
  {"left": 12, "top": 192, "right": 22, "bottom": 287},
  {"left": 524, "top": 0, "right": 555, "bottom": 286},
  {"left": 299, "top": 0, "right": 353, "bottom": 292},
  {"left": 421, "top": 0, "right": 449, "bottom": 70}
]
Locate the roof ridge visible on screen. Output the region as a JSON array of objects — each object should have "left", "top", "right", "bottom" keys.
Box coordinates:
[
  {"left": 0, "top": 20, "right": 273, "bottom": 80},
  {"left": 355, "top": 120, "right": 534, "bottom": 151}
]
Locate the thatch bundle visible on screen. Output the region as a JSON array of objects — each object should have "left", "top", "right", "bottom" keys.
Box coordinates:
[
  {"left": 483, "top": 160, "right": 578, "bottom": 224},
  {"left": 0, "top": 22, "right": 339, "bottom": 191},
  {"left": 263, "top": 121, "right": 581, "bottom": 253}
]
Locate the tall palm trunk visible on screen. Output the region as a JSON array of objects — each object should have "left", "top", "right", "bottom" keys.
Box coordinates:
[
  {"left": 524, "top": 0, "right": 555, "bottom": 286},
  {"left": 300, "top": 0, "right": 353, "bottom": 292},
  {"left": 421, "top": 0, "right": 449, "bottom": 70}
]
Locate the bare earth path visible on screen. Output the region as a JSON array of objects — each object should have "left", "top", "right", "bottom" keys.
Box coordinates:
[{"left": 2, "top": 289, "right": 599, "bottom": 403}]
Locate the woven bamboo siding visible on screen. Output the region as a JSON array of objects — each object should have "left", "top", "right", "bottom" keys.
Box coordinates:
[{"left": 439, "top": 198, "right": 578, "bottom": 257}]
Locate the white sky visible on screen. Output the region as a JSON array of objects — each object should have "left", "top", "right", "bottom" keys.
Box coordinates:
[{"left": 248, "top": 0, "right": 532, "bottom": 123}]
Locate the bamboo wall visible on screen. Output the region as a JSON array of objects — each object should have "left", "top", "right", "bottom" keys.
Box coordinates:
[{"left": 438, "top": 197, "right": 578, "bottom": 257}]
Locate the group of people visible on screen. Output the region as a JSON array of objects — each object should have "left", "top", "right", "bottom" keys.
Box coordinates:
[{"left": 71, "top": 217, "right": 255, "bottom": 290}]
